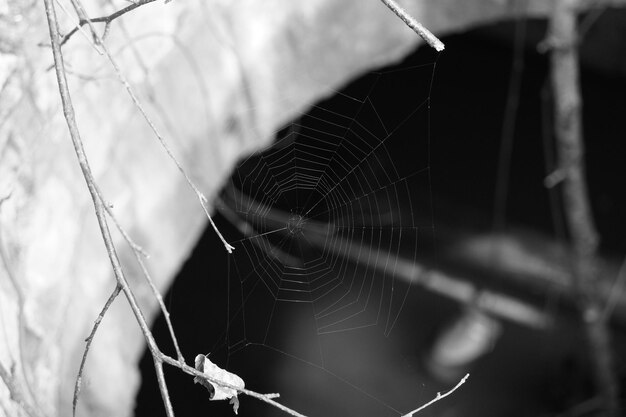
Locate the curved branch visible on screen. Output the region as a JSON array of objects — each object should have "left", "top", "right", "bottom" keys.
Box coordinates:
[
  {"left": 44, "top": 2, "right": 307, "bottom": 416},
  {"left": 545, "top": 0, "right": 619, "bottom": 414},
  {"left": 43, "top": 2, "right": 173, "bottom": 415}
]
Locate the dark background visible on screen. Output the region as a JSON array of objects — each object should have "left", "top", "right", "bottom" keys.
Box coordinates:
[{"left": 136, "top": 18, "right": 626, "bottom": 417}]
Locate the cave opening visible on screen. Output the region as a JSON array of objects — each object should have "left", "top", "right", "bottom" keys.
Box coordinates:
[{"left": 136, "top": 19, "right": 626, "bottom": 417}]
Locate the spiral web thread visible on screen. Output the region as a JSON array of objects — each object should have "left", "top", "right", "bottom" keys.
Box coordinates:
[{"left": 211, "top": 51, "right": 438, "bottom": 415}]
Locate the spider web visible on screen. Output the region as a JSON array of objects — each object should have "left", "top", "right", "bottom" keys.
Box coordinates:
[{"left": 210, "top": 48, "right": 438, "bottom": 416}]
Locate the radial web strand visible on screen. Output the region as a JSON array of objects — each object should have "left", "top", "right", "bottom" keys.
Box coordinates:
[{"left": 210, "top": 48, "right": 438, "bottom": 416}]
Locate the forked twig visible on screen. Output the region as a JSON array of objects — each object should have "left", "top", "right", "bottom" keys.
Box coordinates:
[
  {"left": 160, "top": 355, "right": 308, "bottom": 417},
  {"left": 93, "top": 182, "right": 185, "bottom": 364},
  {"left": 43, "top": 2, "right": 175, "bottom": 416},
  {"left": 128, "top": 247, "right": 185, "bottom": 361},
  {"left": 44, "top": 2, "right": 307, "bottom": 416},
  {"left": 45, "top": 2, "right": 465, "bottom": 416},
  {"left": 66, "top": 0, "right": 234, "bottom": 254},
  {"left": 401, "top": 374, "right": 469, "bottom": 417},
  {"left": 94, "top": 184, "right": 149, "bottom": 258},
  {"left": 72, "top": 285, "right": 121, "bottom": 417},
  {"left": 378, "top": 0, "right": 445, "bottom": 51},
  {"left": 54, "top": 0, "right": 102, "bottom": 54},
  {"left": 72, "top": 169, "right": 186, "bottom": 415},
  {"left": 60, "top": 0, "right": 157, "bottom": 45}
]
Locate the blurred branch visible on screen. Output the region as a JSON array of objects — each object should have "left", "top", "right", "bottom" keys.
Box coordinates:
[
  {"left": 452, "top": 232, "right": 626, "bottom": 325},
  {"left": 223, "top": 184, "right": 626, "bottom": 329},
  {"left": 545, "top": 0, "right": 619, "bottom": 415},
  {"left": 220, "top": 188, "right": 553, "bottom": 329},
  {"left": 0, "top": 362, "right": 41, "bottom": 417},
  {"left": 602, "top": 255, "right": 626, "bottom": 321},
  {"left": 0, "top": 214, "right": 44, "bottom": 416}
]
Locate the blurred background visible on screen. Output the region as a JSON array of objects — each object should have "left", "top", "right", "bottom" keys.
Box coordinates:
[{"left": 137, "top": 16, "right": 626, "bottom": 417}]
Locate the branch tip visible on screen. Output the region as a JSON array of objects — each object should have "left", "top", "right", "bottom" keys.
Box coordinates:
[
  {"left": 379, "top": 0, "right": 444, "bottom": 52},
  {"left": 401, "top": 373, "right": 469, "bottom": 417}
]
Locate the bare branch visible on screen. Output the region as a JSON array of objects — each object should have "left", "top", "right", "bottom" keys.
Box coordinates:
[
  {"left": 94, "top": 183, "right": 186, "bottom": 363},
  {"left": 546, "top": 0, "right": 619, "bottom": 414},
  {"left": 216, "top": 194, "right": 302, "bottom": 268},
  {"left": 67, "top": 0, "right": 234, "bottom": 254},
  {"left": 72, "top": 285, "right": 122, "bottom": 417},
  {"left": 43, "top": 0, "right": 157, "bottom": 351},
  {"left": 378, "top": 0, "right": 444, "bottom": 51},
  {"left": 60, "top": 0, "right": 157, "bottom": 46},
  {"left": 401, "top": 374, "right": 469, "bottom": 417},
  {"left": 43, "top": 2, "right": 172, "bottom": 415},
  {"left": 602, "top": 255, "right": 626, "bottom": 321},
  {"left": 131, "top": 249, "right": 186, "bottom": 363},
  {"left": 152, "top": 358, "right": 175, "bottom": 417},
  {"left": 94, "top": 184, "right": 149, "bottom": 258},
  {"left": 160, "top": 355, "right": 309, "bottom": 417},
  {"left": 44, "top": 2, "right": 308, "bottom": 416},
  {"left": 54, "top": 0, "right": 103, "bottom": 54}
]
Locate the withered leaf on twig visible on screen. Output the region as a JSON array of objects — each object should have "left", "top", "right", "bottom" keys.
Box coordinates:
[{"left": 194, "top": 353, "right": 245, "bottom": 414}]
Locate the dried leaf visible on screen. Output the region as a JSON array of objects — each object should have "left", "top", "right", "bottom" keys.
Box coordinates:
[{"left": 194, "top": 354, "right": 245, "bottom": 414}]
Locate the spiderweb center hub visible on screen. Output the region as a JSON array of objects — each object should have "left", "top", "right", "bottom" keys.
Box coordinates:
[{"left": 287, "top": 214, "right": 306, "bottom": 235}]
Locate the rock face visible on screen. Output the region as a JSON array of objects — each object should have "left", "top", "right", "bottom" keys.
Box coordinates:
[{"left": 0, "top": 1, "right": 624, "bottom": 416}]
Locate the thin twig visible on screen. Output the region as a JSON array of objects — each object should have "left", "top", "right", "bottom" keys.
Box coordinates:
[
  {"left": 60, "top": 0, "right": 156, "bottom": 45},
  {"left": 546, "top": 0, "right": 619, "bottom": 415},
  {"left": 401, "top": 374, "right": 469, "bottom": 417},
  {"left": 216, "top": 194, "right": 302, "bottom": 268},
  {"left": 602, "top": 254, "right": 626, "bottom": 322},
  {"left": 94, "top": 182, "right": 186, "bottom": 363},
  {"left": 54, "top": 0, "right": 102, "bottom": 54},
  {"left": 72, "top": 285, "right": 121, "bottom": 417},
  {"left": 493, "top": 15, "right": 526, "bottom": 230},
  {"left": 78, "top": 5, "right": 194, "bottom": 362},
  {"left": 130, "top": 249, "right": 186, "bottom": 362},
  {"left": 94, "top": 184, "right": 149, "bottom": 258},
  {"left": 160, "top": 355, "right": 308, "bottom": 417},
  {"left": 43, "top": 2, "right": 174, "bottom": 416},
  {"left": 68, "top": 0, "right": 234, "bottom": 254},
  {"left": 45, "top": 2, "right": 307, "bottom": 416},
  {"left": 378, "top": 0, "right": 445, "bottom": 51},
  {"left": 578, "top": 5, "right": 607, "bottom": 40}
]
